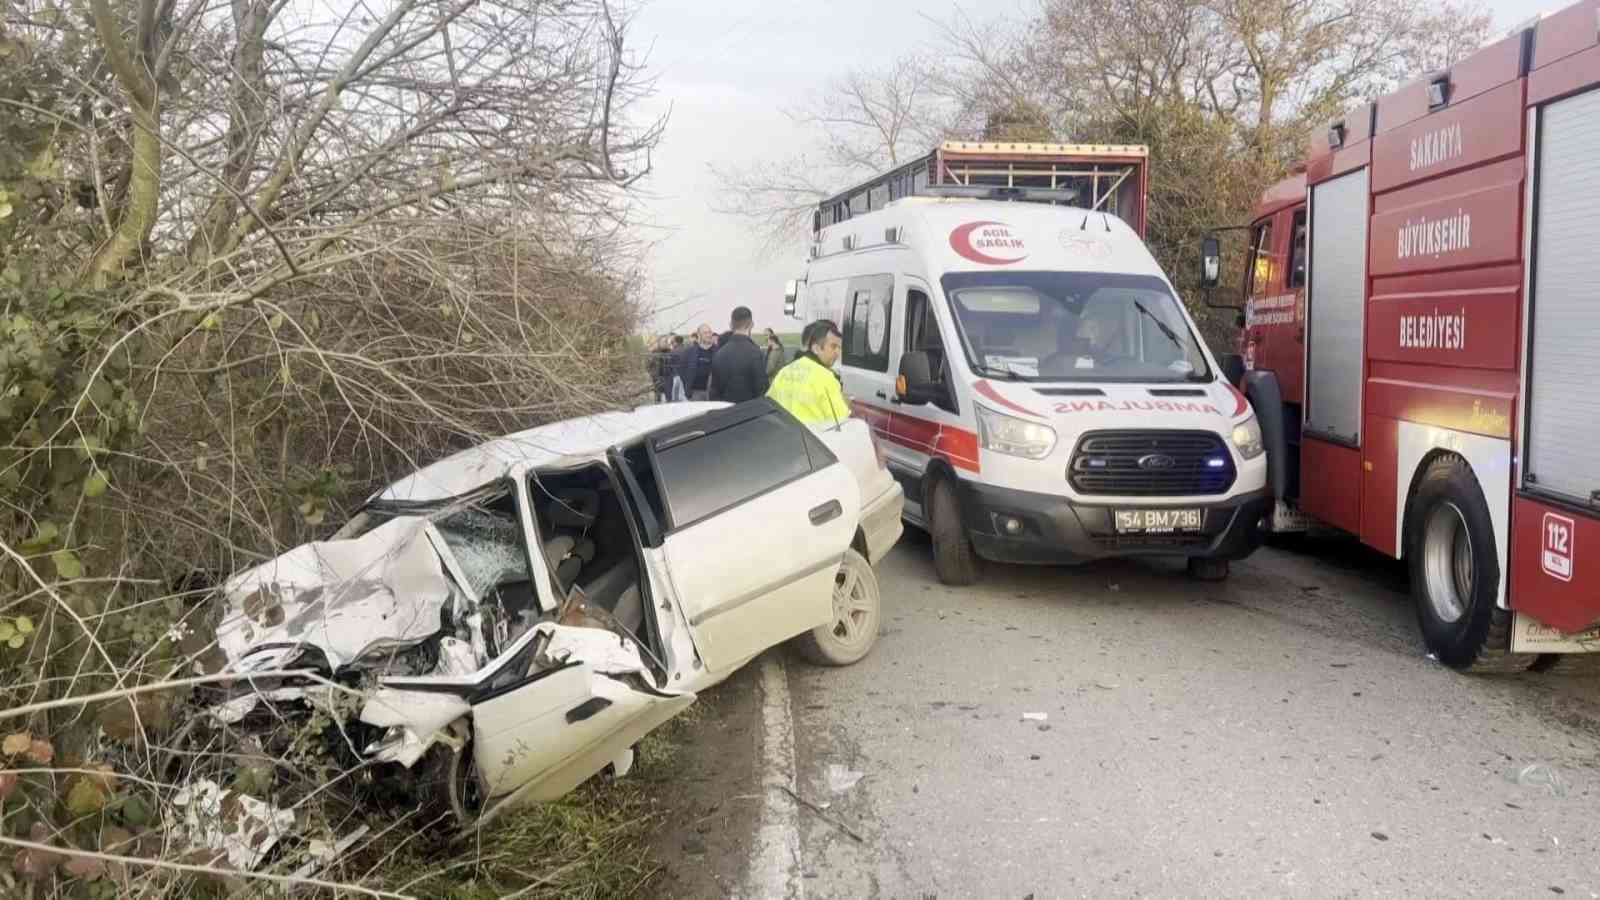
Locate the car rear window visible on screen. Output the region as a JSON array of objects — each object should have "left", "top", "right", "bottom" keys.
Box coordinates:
[{"left": 652, "top": 406, "right": 823, "bottom": 530}]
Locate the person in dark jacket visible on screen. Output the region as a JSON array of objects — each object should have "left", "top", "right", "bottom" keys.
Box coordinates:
[
  {"left": 764, "top": 328, "right": 786, "bottom": 377},
  {"left": 708, "top": 306, "right": 769, "bottom": 403},
  {"left": 672, "top": 324, "right": 718, "bottom": 401}
]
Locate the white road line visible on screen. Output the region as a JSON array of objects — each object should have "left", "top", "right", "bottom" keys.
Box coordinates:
[{"left": 745, "top": 651, "right": 805, "bottom": 899}]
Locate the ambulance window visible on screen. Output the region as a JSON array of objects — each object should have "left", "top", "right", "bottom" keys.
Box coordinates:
[
  {"left": 906, "top": 290, "right": 941, "bottom": 352},
  {"left": 1287, "top": 211, "right": 1308, "bottom": 288},
  {"left": 842, "top": 275, "right": 893, "bottom": 372},
  {"left": 1247, "top": 222, "right": 1274, "bottom": 295}
]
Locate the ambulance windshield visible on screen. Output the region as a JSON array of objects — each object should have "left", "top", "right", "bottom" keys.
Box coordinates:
[{"left": 940, "top": 271, "right": 1212, "bottom": 383}]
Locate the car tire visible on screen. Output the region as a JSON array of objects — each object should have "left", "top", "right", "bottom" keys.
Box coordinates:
[
  {"left": 1187, "top": 557, "right": 1229, "bottom": 581},
  {"left": 792, "top": 548, "right": 880, "bottom": 667},
  {"left": 928, "top": 476, "right": 980, "bottom": 586},
  {"left": 1407, "top": 456, "right": 1532, "bottom": 673}
]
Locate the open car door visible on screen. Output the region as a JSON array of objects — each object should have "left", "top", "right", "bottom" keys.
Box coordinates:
[
  {"left": 647, "top": 400, "right": 861, "bottom": 674},
  {"left": 371, "top": 625, "right": 691, "bottom": 824}
]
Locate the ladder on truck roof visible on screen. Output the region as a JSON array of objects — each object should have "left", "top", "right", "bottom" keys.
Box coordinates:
[{"left": 813, "top": 141, "right": 1150, "bottom": 237}]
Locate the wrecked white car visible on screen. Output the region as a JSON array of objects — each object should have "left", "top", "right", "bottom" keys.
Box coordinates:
[{"left": 206, "top": 399, "right": 902, "bottom": 826}]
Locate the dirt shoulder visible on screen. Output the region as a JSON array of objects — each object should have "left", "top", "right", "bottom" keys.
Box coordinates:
[{"left": 635, "top": 661, "right": 766, "bottom": 898}]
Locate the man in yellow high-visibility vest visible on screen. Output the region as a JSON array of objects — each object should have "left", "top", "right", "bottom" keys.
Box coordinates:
[{"left": 767, "top": 319, "right": 849, "bottom": 426}]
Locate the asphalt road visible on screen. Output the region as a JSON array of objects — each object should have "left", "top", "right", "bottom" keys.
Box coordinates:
[{"left": 783, "top": 532, "right": 1600, "bottom": 899}]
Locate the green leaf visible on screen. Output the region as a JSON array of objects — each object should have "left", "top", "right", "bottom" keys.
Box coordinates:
[
  {"left": 6, "top": 634, "right": 22, "bottom": 650},
  {"left": 14, "top": 616, "right": 32, "bottom": 635},
  {"left": 118, "top": 795, "right": 151, "bottom": 828},
  {"left": 65, "top": 777, "right": 109, "bottom": 816},
  {"left": 22, "top": 522, "right": 59, "bottom": 550},
  {"left": 50, "top": 550, "right": 82, "bottom": 581},
  {"left": 199, "top": 312, "right": 221, "bottom": 331},
  {"left": 82, "top": 470, "right": 109, "bottom": 498},
  {"left": 0, "top": 622, "right": 14, "bottom": 642}
]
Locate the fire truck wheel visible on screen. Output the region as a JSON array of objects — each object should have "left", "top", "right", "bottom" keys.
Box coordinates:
[
  {"left": 928, "top": 476, "right": 980, "bottom": 586},
  {"left": 1186, "top": 557, "right": 1230, "bottom": 581},
  {"left": 1407, "top": 457, "right": 1524, "bottom": 672}
]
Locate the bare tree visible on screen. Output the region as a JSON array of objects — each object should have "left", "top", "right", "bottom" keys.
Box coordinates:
[
  {"left": 710, "top": 56, "right": 955, "bottom": 255},
  {"left": 0, "top": 3, "right": 664, "bottom": 888}
]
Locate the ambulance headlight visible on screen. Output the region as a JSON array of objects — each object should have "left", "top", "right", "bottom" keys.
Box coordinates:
[
  {"left": 1231, "top": 414, "right": 1265, "bottom": 460},
  {"left": 976, "top": 405, "right": 1057, "bottom": 459}
]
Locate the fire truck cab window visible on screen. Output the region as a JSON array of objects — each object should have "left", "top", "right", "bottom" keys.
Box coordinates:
[
  {"left": 1247, "top": 222, "right": 1275, "bottom": 295},
  {"left": 1288, "top": 211, "right": 1308, "bottom": 289}
]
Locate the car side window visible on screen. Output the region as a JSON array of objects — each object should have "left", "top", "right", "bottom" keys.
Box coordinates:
[
  {"left": 842, "top": 275, "right": 893, "bottom": 372},
  {"left": 1287, "top": 210, "right": 1308, "bottom": 289},
  {"left": 652, "top": 406, "right": 825, "bottom": 530}
]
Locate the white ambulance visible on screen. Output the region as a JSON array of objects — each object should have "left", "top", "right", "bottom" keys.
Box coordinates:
[{"left": 786, "top": 198, "right": 1270, "bottom": 585}]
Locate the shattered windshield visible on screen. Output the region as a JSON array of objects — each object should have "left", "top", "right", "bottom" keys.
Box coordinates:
[
  {"left": 433, "top": 505, "right": 531, "bottom": 600},
  {"left": 939, "top": 271, "right": 1212, "bottom": 382},
  {"left": 356, "top": 488, "right": 532, "bottom": 602}
]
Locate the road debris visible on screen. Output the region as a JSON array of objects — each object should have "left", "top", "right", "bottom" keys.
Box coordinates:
[
  {"left": 826, "top": 764, "right": 865, "bottom": 794},
  {"left": 774, "top": 785, "right": 865, "bottom": 843},
  {"left": 1509, "top": 764, "right": 1569, "bottom": 797},
  {"left": 167, "top": 778, "right": 296, "bottom": 870},
  {"left": 1021, "top": 712, "right": 1048, "bottom": 722}
]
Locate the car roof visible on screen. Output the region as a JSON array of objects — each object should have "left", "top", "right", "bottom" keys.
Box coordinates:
[{"left": 373, "top": 402, "right": 726, "bottom": 504}]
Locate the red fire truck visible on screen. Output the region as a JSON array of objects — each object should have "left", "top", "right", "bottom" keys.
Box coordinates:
[{"left": 1202, "top": 1, "right": 1600, "bottom": 671}]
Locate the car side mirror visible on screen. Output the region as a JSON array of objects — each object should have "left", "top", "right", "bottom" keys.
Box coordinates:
[
  {"left": 1220, "top": 352, "right": 1246, "bottom": 387},
  {"left": 783, "top": 280, "right": 799, "bottom": 318},
  {"left": 897, "top": 351, "right": 937, "bottom": 405},
  {"left": 1199, "top": 236, "right": 1222, "bottom": 289}
]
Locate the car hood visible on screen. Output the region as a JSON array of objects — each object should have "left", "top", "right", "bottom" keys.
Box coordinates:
[
  {"left": 970, "top": 378, "right": 1251, "bottom": 431},
  {"left": 215, "top": 516, "right": 457, "bottom": 673}
]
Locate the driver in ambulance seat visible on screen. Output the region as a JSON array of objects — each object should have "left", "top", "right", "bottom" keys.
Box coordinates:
[{"left": 1041, "top": 310, "right": 1107, "bottom": 375}]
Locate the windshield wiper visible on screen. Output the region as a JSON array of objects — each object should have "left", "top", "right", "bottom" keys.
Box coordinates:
[
  {"left": 1132, "top": 300, "right": 1213, "bottom": 382},
  {"left": 974, "top": 363, "right": 1023, "bottom": 380},
  {"left": 1132, "top": 300, "right": 1186, "bottom": 353}
]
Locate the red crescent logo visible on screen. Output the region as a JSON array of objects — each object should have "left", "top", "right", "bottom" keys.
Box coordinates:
[{"left": 950, "top": 221, "right": 1027, "bottom": 266}]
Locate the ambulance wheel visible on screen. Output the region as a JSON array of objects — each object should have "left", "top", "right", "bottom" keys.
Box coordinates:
[
  {"left": 1186, "top": 557, "right": 1229, "bottom": 581},
  {"left": 792, "top": 549, "right": 880, "bottom": 667},
  {"left": 928, "top": 476, "right": 979, "bottom": 586},
  {"left": 1407, "top": 457, "right": 1532, "bottom": 673}
]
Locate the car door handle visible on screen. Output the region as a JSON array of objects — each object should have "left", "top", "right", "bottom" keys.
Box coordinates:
[
  {"left": 809, "top": 500, "right": 843, "bottom": 526},
  {"left": 875, "top": 390, "right": 888, "bottom": 399}
]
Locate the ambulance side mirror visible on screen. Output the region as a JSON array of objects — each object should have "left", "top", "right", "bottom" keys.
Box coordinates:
[
  {"left": 1199, "top": 236, "right": 1222, "bottom": 289},
  {"left": 783, "top": 280, "right": 799, "bottom": 318},
  {"left": 897, "top": 351, "right": 937, "bottom": 406}
]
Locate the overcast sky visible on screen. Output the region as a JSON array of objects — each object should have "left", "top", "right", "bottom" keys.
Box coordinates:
[{"left": 629, "top": 0, "right": 1551, "bottom": 337}]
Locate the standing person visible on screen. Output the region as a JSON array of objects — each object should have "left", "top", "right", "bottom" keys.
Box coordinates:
[
  {"left": 708, "top": 306, "right": 769, "bottom": 403},
  {"left": 764, "top": 329, "right": 786, "bottom": 378},
  {"left": 767, "top": 319, "right": 849, "bottom": 426},
  {"left": 672, "top": 324, "right": 717, "bottom": 401},
  {"left": 649, "top": 335, "right": 673, "bottom": 401}
]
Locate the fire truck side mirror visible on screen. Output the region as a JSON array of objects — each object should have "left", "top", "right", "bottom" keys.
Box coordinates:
[
  {"left": 1199, "top": 236, "right": 1222, "bottom": 289},
  {"left": 783, "top": 280, "right": 799, "bottom": 318}
]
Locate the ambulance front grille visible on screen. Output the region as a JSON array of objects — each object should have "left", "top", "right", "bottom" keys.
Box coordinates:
[{"left": 1068, "top": 430, "right": 1236, "bottom": 497}]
